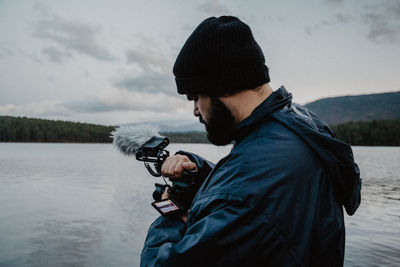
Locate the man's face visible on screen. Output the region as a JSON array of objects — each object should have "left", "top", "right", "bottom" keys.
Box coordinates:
[{"left": 187, "top": 94, "right": 235, "bottom": 145}]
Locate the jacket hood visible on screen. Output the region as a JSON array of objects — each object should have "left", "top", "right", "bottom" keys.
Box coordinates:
[{"left": 234, "top": 86, "right": 361, "bottom": 215}]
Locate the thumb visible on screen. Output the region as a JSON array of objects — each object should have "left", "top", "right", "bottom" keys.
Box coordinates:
[{"left": 182, "top": 161, "right": 197, "bottom": 171}]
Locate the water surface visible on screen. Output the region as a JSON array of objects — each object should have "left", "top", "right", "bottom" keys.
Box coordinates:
[{"left": 0, "top": 143, "right": 398, "bottom": 266}]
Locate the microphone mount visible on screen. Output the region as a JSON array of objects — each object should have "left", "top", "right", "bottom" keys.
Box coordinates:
[{"left": 135, "top": 136, "right": 170, "bottom": 177}]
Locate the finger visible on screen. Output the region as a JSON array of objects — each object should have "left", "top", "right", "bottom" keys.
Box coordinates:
[
  {"left": 168, "top": 158, "right": 185, "bottom": 179},
  {"left": 162, "top": 155, "right": 194, "bottom": 179},
  {"left": 168, "top": 157, "right": 180, "bottom": 178},
  {"left": 161, "top": 187, "right": 169, "bottom": 200},
  {"left": 182, "top": 161, "right": 197, "bottom": 171},
  {"left": 172, "top": 159, "right": 187, "bottom": 179},
  {"left": 161, "top": 157, "right": 172, "bottom": 176},
  {"left": 181, "top": 212, "right": 188, "bottom": 223}
]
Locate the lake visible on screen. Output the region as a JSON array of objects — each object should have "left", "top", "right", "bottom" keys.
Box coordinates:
[{"left": 0, "top": 143, "right": 399, "bottom": 266}]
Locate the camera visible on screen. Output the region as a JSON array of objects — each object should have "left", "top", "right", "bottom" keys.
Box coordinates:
[{"left": 136, "top": 136, "right": 199, "bottom": 214}]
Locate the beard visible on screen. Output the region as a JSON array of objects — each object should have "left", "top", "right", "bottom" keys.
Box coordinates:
[{"left": 201, "top": 97, "right": 236, "bottom": 146}]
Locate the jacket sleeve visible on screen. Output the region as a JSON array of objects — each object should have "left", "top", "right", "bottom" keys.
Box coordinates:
[
  {"left": 174, "top": 150, "right": 215, "bottom": 182},
  {"left": 140, "top": 192, "right": 300, "bottom": 267}
]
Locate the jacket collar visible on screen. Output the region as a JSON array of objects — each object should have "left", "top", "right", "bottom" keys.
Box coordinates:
[{"left": 233, "top": 86, "right": 292, "bottom": 143}]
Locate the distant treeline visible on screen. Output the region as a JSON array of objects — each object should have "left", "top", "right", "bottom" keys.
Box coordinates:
[
  {"left": 0, "top": 116, "right": 208, "bottom": 144},
  {"left": 161, "top": 131, "right": 208, "bottom": 143},
  {"left": 0, "top": 116, "right": 115, "bottom": 143},
  {"left": 1, "top": 115, "right": 399, "bottom": 145},
  {"left": 332, "top": 120, "right": 400, "bottom": 146}
]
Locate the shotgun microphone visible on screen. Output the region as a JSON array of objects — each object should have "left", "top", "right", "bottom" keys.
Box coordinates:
[{"left": 111, "top": 124, "right": 160, "bottom": 156}]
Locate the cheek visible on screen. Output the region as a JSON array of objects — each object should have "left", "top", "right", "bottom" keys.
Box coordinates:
[{"left": 198, "top": 102, "right": 210, "bottom": 121}]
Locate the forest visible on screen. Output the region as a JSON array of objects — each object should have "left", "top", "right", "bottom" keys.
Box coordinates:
[
  {"left": 0, "top": 116, "right": 114, "bottom": 143},
  {"left": 331, "top": 120, "right": 400, "bottom": 146},
  {"left": 0, "top": 115, "right": 399, "bottom": 146},
  {"left": 161, "top": 131, "right": 208, "bottom": 143}
]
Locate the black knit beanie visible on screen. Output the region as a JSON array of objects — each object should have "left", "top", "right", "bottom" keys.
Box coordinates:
[{"left": 173, "top": 16, "right": 270, "bottom": 96}]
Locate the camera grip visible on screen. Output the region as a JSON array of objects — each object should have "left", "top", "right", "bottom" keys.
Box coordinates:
[{"left": 182, "top": 168, "right": 198, "bottom": 177}]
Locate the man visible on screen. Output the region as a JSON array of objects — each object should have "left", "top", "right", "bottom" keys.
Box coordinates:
[{"left": 141, "top": 16, "right": 361, "bottom": 266}]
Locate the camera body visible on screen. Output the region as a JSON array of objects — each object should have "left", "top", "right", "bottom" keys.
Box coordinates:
[{"left": 136, "top": 136, "right": 199, "bottom": 213}]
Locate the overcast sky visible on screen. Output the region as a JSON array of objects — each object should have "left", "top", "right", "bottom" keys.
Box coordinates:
[{"left": 0, "top": 0, "right": 399, "bottom": 125}]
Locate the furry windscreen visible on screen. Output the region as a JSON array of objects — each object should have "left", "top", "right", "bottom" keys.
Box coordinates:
[{"left": 111, "top": 124, "right": 159, "bottom": 156}]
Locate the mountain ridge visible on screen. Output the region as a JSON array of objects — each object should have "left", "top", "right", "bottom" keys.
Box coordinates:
[{"left": 304, "top": 90, "right": 400, "bottom": 125}]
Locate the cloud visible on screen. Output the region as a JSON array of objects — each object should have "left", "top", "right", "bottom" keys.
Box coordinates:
[
  {"left": 362, "top": 1, "right": 400, "bottom": 44},
  {"left": 0, "top": 89, "right": 192, "bottom": 124},
  {"left": 308, "top": 1, "right": 400, "bottom": 43},
  {"left": 41, "top": 46, "right": 71, "bottom": 63},
  {"left": 114, "top": 73, "right": 175, "bottom": 95},
  {"left": 335, "top": 13, "right": 354, "bottom": 24},
  {"left": 69, "top": 92, "right": 194, "bottom": 124},
  {"left": 305, "top": 14, "right": 354, "bottom": 35},
  {"left": 198, "top": 0, "right": 231, "bottom": 15},
  {"left": 125, "top": 49, "right": 170, "bottom": 73},
  {"left": 113, "top": 48, "right": 175, "bottom": 95},
  {"left": 33, "top": 15, "right": 116, "bottom": 62},
  {"left": 326, "top": 0, "right": 344, "bottom": 4},
  {"left": 0, "top": 45, "right": 43, "bottom": 63},
  {"left": 182, "top": 24, "right": 195, "bottom": 32},
  {"left": 0, "top": 46, "right": 14, "bottom": 59},
  {"left": 0, "top": 100, "right": 70, "bottom": 117},
  {"left": 305, "top": 19, "right": 331, "bottom": 36},
  {"left": 66, "top": 88, "right": 190, "bottom": 115}
]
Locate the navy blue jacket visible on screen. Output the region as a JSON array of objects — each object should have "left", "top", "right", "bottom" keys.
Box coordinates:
[{"left": 141, "top": 87, "right": 361, "bottom": 267}]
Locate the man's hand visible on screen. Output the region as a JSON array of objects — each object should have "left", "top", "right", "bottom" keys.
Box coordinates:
[
  {"left": 161, "top": 155, "right": 197, "bottom": 180},
  {"left": 161, "top": 155, "right": 196, "bottom": 223},
  {"left": 161, "top": 187, "right": 189, "bottom": 223}
]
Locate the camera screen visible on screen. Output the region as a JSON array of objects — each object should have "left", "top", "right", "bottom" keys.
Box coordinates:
[{"left": 154, "top": 199, "right": 180, "bottom": 213}]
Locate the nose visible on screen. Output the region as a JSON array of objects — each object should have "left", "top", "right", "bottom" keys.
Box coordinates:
[{"left": 193, "top": 101, "right": 200, "bottom": 117}]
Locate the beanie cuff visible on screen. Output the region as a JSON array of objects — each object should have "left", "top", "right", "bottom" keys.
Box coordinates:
[{"left": 176, "top": 63, "right": 270, "bottom": 96}]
